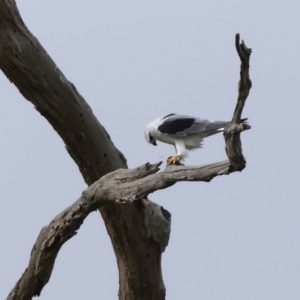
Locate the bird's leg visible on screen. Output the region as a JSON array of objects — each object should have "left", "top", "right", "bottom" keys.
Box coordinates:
[
  {"left": 167, "top": 141, "right": 186, "bottom": 165},
  {"left": 167, "top": 155, "right": 183, "bottom": 165}
]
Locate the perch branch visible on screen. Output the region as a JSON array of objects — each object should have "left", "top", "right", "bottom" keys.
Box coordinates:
[
  {"left": 6, "top": 32, "right": 252, "bottom": 300},
  {"left": 7, "top": 159, "right": 243, "bottom": 299},
  {"left": 6, "top": 159, "right": 227, "bottom": 300},
  {"left": 224, "top": 34, "right": 252, "bottom": 171}
]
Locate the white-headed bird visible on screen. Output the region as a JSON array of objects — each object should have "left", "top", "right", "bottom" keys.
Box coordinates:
[{"left": 144, "top": 113, "right": 229, "bottom": 165}]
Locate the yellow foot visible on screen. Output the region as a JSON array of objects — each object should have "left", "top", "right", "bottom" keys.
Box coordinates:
[{"left": 167, "top": 155, "right": 184, "bottom": 166}]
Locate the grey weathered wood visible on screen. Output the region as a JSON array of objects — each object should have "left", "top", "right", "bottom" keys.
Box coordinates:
[
  {"left": 7, "top": 146, "right": 249, "bottom": 299},
  {"left": 5, "top": 159, "right": 231, "bottom": 300},
  {"left": 1, "top": 0, "right": 252, "bottom": 298},
  {"left": 0, "top": 0, "right": 127, "bottom": 178},
  {"left": 0, "top": 1, "right": 168, "bottom": 299},
  {"left": 224, "top": 34, "right": 252, "bottom": 171}
]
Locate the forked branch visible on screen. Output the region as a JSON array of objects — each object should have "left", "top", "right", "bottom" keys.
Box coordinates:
[{"left": 7, "top": 34, "right": 251, "bottom": 300}]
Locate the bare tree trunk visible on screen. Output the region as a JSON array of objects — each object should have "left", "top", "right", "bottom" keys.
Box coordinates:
[
  {"left": 0, "top": 0, "right": 252, "bottom": 299},
  {"left": 0, "top": 1, "right": 170, "bottom": 299}
]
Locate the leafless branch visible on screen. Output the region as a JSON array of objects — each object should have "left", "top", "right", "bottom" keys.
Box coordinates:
[
  {"left": 6, "top": 158, "right": 230, "bottom": 300},
  {"left": 8, "top": 96, "right": 252, "bottom": 300},
  {"left": 224, "top": 34, "right": 252, "bottom": 171},
  {"left": 2, "top": 2, "right": 252, "bottom": 295}
]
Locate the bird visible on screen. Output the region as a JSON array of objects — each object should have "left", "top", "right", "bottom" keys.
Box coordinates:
[{"left": 144, "top": 113, "right": 230, "bottom": 165}]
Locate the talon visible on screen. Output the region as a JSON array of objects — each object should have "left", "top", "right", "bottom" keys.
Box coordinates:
[{"left": 167, "top": 155, "right": 183, "bottom": 166}]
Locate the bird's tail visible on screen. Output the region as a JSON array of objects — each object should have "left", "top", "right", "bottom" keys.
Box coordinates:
[{"left": 206, "top": 121, "right": 230, "bottom": 132}]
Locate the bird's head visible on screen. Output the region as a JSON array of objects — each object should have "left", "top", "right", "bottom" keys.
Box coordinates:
[{"left": 144, "top": 127, "right": 157, "bottom": 146}]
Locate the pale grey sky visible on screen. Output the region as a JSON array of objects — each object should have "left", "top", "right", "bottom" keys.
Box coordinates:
[{"left": 1, "top": 1, "right": 300, "bottom": 299}]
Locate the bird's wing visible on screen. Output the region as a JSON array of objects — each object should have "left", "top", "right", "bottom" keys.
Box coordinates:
[{"left": 158, "top": 114, "right": 229, "bottom": 136}]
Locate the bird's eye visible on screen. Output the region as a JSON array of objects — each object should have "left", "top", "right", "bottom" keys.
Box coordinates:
[{"left": 149, "top": 134, "right": 153, "bottom": 142}]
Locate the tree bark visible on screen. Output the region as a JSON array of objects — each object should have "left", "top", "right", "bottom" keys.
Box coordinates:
[
  {"left": 224, "top": 34, "right": 252, "bottom": 171},
  {"left": 0, "top": 0, "right": 252, "bottom": 299},
  {"left": 0, "top": 1, "right": 169, "bottom": 299},
  {"left": 4, "top": 159, "right": 239, "bottom": 300}
]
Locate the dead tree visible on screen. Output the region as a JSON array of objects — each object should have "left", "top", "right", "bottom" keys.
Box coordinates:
[{"left": 0, "top": 0, "right": 251, "bottom": 299}]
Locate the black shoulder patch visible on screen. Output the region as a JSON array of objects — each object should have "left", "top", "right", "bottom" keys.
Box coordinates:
[
  {"left": 162, "top": 113, "right": 176, "bottom": 119},
  {"left": 158, "top": 118, "right": 195, "bottom": 134}
]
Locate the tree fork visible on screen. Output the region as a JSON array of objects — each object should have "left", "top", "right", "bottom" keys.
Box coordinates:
[
  {"left": 0, "top": 1, "right": 169, "bottom": 299},
  {"left": 0, "top": 1, "right": 251, "bottom": 299}
]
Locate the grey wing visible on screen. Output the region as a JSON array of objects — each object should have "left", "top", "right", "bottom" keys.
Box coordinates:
[
  {"left": 183, "top": 119, "right": 230, "bottom": 135},
  {"left": 158, "top": 114, "right": 229, "bottom": 136}
]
